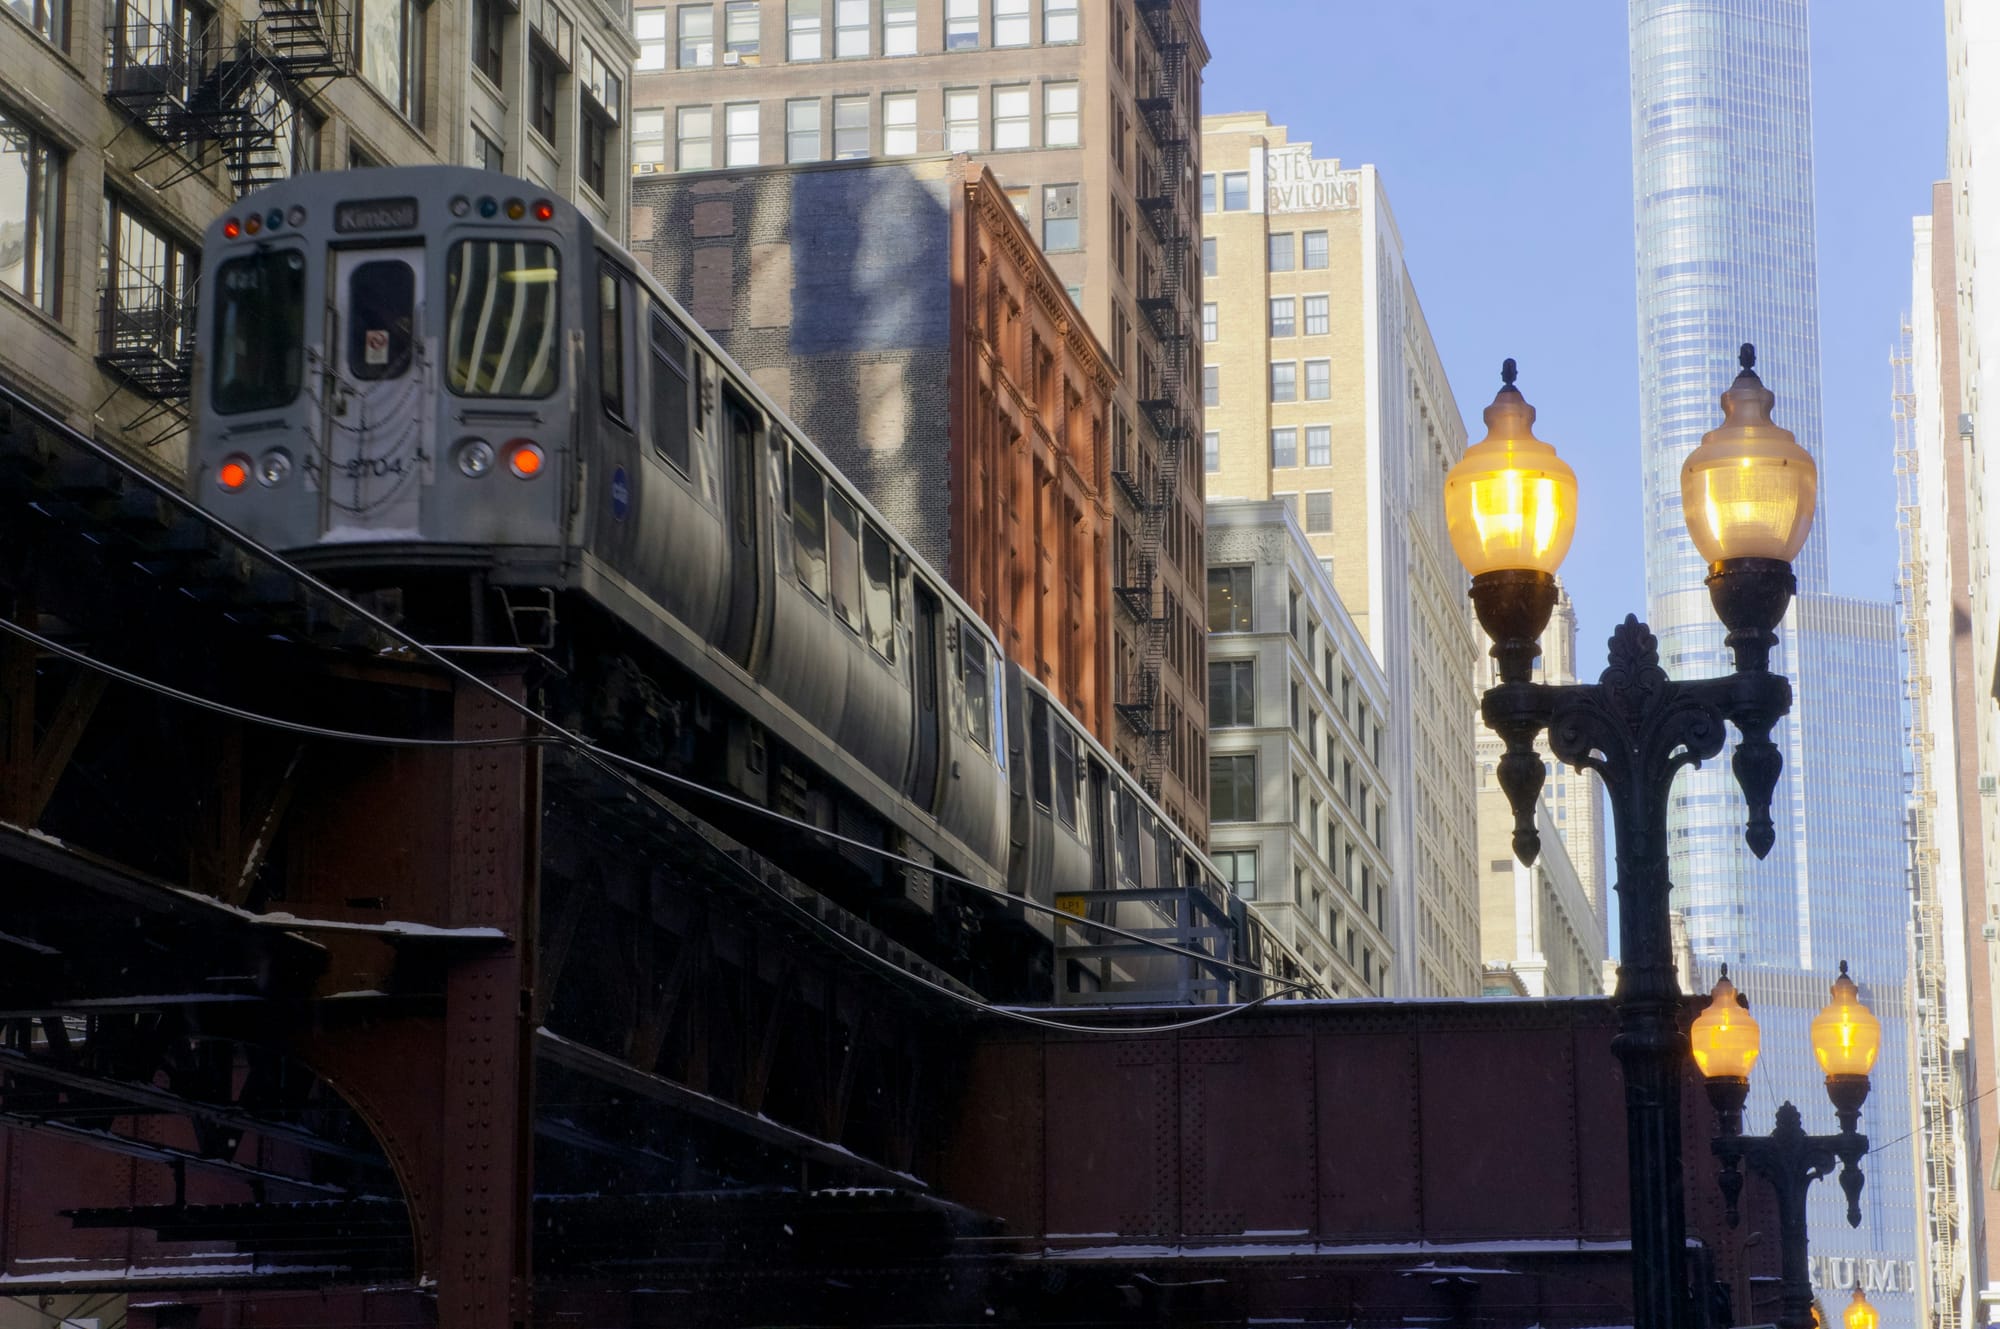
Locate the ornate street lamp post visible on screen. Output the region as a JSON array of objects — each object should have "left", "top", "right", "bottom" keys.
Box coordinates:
[
  {"left": 1446, "top": 347, "right": 1819, "bottom": 1329},
  {"left": 1691, "top": 964, "right": 1881, "bottom": 1329}
]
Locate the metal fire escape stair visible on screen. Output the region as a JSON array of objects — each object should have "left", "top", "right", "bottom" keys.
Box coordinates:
[{"left": 1112, "top": 0, "right": 1193, "bottom": 799}]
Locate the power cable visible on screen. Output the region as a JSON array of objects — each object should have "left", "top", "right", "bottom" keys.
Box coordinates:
[{"left": 1, "top": 385, "right": 1320, "bottom": 1013}]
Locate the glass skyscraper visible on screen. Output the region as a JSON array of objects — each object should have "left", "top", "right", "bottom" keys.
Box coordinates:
[{"left": 1630, "top": 1, "right": 1918, "bottom": 1320}]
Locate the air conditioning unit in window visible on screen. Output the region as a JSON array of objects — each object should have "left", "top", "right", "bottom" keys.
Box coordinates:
[
  {"left": 1983, "top": 773, "right": 1998, "bottom": 796},
  {"left": 723, "top": 50, "right": 741, "bottom": 65},
  {"left": 632, "top": 162, "right": 659, "bottom": 175}
]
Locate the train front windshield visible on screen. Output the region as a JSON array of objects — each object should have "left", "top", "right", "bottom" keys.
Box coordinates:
[
  {"left": 446, "top": 240, "right": 562, "bottom": 398},
  {"left": 211, "top": 249, "right": 307, "bottom": 414}
]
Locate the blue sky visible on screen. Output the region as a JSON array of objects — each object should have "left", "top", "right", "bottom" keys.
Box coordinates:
[{"left": 1202, "top": 0, "right": 1947, "bottom": 660}]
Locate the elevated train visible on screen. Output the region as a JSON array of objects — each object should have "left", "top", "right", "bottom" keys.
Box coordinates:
[{"left": 189, "top": 167, "right": 1309, "bottom": 1003}]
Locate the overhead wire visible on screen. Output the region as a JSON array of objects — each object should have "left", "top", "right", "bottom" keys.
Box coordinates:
[{"left": 1, "top": 384, "right": 1320, "bottom": 1018}]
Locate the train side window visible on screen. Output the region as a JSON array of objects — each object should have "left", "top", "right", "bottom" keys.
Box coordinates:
[
  {"left": 598, "top": 258, "right": 628, "bottom": 423},
  {"left": 649, "top": 314, "right": 691, "bottom": 472},
  {"left": 861, "top": 521, "right": 895, "bottom": 661},
  {"left": 961, "top": 634, "right": 991, "bottom": 750},
  {"left": 790, "top": 451, "right": 828, "bottom": 600},
  {"left": 827, "top": 489, "right": 864, "bottom": 635},
  {"left": 1115, "top": 790, "right": 1140, "bottom": 884},
  {"left": 1052, "top": 724, "right": 1078, "bottom": 831},
  {"left": 1028, "top": 695, "right": 1052, "bottom": 810}
]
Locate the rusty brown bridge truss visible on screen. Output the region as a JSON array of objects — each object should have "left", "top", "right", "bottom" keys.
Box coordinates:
[{"left": 0, "top": 386, "right": 1785, "bottom": 1328}]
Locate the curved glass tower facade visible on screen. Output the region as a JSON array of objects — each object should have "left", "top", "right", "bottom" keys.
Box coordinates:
[{"left": 1630, "top": 1, "right": 1918, "bottom": 1320}]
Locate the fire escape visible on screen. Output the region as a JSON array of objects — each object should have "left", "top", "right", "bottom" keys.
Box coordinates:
[
  {"left": 1113, "top": 0, "right": 1193, "bottom": 798},
  {"left": 98, "top": 0, "right": 352, "bottom": 430}
]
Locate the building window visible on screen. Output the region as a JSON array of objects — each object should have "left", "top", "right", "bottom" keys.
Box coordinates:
[
  {"left": 100, "top": 195, "right": 192, "bottom": 376},
  {"left": 1004, "top": 184, "right": 1029, "bottom": 218},
  {"left": 1306, "top": 491, "right": 1332, "bottom": 533},
  {"left": 881, "top": 0, "right": 914, "bottom": 54},
  {"left": 1305, "top": 358, "right": 1330, "bottom": 400},
  {"left": 993, "top": 0, "right": 1025, "bottom": 46},
  {"left": 1200, "top": 173, "right": 1215, "bottom": 213},
  {"left": 632, "top": 109, "right": 665, "bottom": 170},
  {"left": 1208, "top": 565, "right": 1251, "bottom": 632},
  {"left": 579, "top": 42, "right": 620, "bottom": 183},
  {"left": 724, "top": 99, "right": 758, "bottom": 164},
  {"left": 1202, "top": 364, "right": 1218, "bottom": 407},
  {"left": 473, "top": 0, "right": 506, "bottom": 82},
  {"left": 1215, "top": 849, "right": 1257, "bottom": 900},
  {"left": 633, "top": 4, "right": 666, "bottom": 68},
  {"left": 1268, "top": 232, "right": 1294, "bottom": 272},
  {"left": 1204, "top": 430, "right": 1219, "bottom": 472},
  {"left": 785, "top": 97, "right": 820, "bottom": 161},
  {"left": 1271, "top": 361, "right": 1296, "bottom": 402},
  {"left": 676, "top": 104, "right": 713, "bottom": 169},
  {"left": 361, "top": 0, "right": 425, "bottom": 122},
  {"left": 0, "top": 113, "right": 62, "bottom": 314},
  {"left": 1201, "top": 302, "right": 1217, "bottom": 343},
  {"left": 527, "top": 43, "right": 558, "bottom": 142},
  {"left": 1202, "top": 236, "right": 1217, "bottom": 277},
  {"left": 1305, "top": 293, "right": 1329, "bottom": 336},
  {"left": 1210, "top": 754, "right": 1257, "bottom": 822},
  {"left": 1306, "top": 425, "right": 1330, "bottom": 466},
  {"left": 834, "top": 0, "right": 866, "bottom": 55},
  {"left": 1042, "top": 183, "right": 1079, "bottom": 251},
  {"left": 1043, "top": 0, "right": 1075, "bottom": 42},
  {"left": 1303, "top": 229, "right": 1329, "bottom": 269},
  {"left": 677, "top": 2, "right": 711, "bottom": 65},
  {"left": 992, "top": 84, "right": 1029, "bottom": 149},
  {"left": 582, "top": 109, "right": 610, "bottom": 194},
  {"left": 945, "top": 0, "right": 976, "bottom": 48},
  {"left": 723, "top": 0, "right": 758, "bottom": 62},
  {"left": 1222, "top": 171, "right": 1248, "bottom": 210},
  {"left": 832, "top": 94, "right": 867, "bottom": 158},
  {"left": 1209, "top": 659, "right": 1255, "bottom": 728},
  {"left": 7, "top": 0, "right": 65, "bottom": 47},
  {"left": 1269, "top": 296, "right": 1294, "bottom": 338},
  {"left": 1044, "top": 81, "right": 1078, "bottom": 147},
  {"left": 1270, "top": 426, "right": 1296, "bottom": 468},
  {"left": 882, "top": 92, "right": 915, "bottom": 155},
  {"left": 786, "top": 0, "right": 820, "bottom": 58},
  {"left": 944, "top": 87, "right": 977, "bottom": 150},
  {"left": 474, "top": 123, "right": 505, "bottom": 171}
]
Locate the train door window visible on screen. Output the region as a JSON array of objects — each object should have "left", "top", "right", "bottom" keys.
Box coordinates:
[
  {"left": 861, "top": 520, "right": 895, "bottom": 660},
  {"left": 346, "top": 258, "right": 415, "bottom": 380},
  {"left": 790, "top": 449, "right": 828, "bottom": 599},
  {"left": 598, "top": 258, "right": 629, "bottom": 423},
  {"left": 826, "top": 488, "right": 863, "bottom": 635},
  {"left": 1028, "top": 694, "right": 1051, "bottom": 810},
  {"left": 961, "top": 633, "right": 991, "bottom": 749},
  {"left": 1052, "top": 723, "right": 1078, "bottom": 831},
  {"left": 649, "top": 313, "right": 691, "bottom": 472}
]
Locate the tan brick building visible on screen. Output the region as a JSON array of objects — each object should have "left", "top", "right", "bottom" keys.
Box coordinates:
[
  {"left": 629, "top": 0, "right": 1211, "bottom": 844},
  {"left": 1199, "top": 111, "right": 1481, "bottom": 996},
  {"left": 0, "top": 0, "right": 634, "bottom": 473}
]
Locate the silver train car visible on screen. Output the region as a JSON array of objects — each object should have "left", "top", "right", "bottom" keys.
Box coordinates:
[{"left": 188, "top": 166, "right": 1303, "bottom": 1002}]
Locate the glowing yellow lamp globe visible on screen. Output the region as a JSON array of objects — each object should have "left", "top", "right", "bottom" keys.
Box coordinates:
[
  {"left": 1680, "top": 345, "right": 1818, "bottom": 565},
  {"left": 1444, "top": 361, "right": 1578, "bottom": 578},
  {"left": 1811, "top": 963, "right": 1881, "bottom": 1079},
  {"left": 1689, "top": 971, "right": 1760, "bottom": 1082},
  {"left": 1843, "top": 1289, "right": 1879, "bottom": 1329}
]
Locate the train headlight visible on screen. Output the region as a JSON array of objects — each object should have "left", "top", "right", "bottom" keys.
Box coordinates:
[
  {"left": 256, "top": 448, "right": 293, "bottom": 486},
  {"left": 507, "top": 441, "right": 545, "bottom": 479},
  {"left": 216, "top": 454, "right": 252, "bottom": 492},
  {"left": 457, "top": 438, "right": 496, "bottom": 477}
]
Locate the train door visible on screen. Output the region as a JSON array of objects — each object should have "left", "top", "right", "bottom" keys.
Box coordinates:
[
  {"left": 325, "top": 247, "right": 426, "bottom": 536},
  {"left": 907, "top": 585, "right": 942, "bottom": 809},
  {"left": 715, "top": 392, "right": 763, "bottom": 668},
  {"left": 1088, "top": 760, "right": 1110, "bottom": 894}
]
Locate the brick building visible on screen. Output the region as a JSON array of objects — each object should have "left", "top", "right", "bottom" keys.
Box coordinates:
[
  {"left": 631, "top": 155, "right": 1114, "bottom": 743},
  {"left": 0, "top": 0, "right": 634, "bottom": 474},
  {"left": 627, "top": 0, "right": 1211, "bottom": 842}
]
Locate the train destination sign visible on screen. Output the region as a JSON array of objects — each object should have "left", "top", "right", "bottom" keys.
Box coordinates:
[
  {"left": 1265, "top": 146, "right": 1360, "bottom": 214},
  {"left": 335, "top": 197, "right": 420, "bottom": 233}
]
